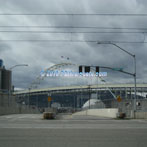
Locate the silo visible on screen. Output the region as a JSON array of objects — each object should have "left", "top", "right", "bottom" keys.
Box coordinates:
[
  {"left": 0, "top": 69, "right": 1, "bottom": 89},
  {"left": 0, "top": 59, "right": 4, "bottom": 90},
  {"left": 0, "top": 59, "right": 3, "bottom": 68},
  {"left": 1, "top": 69, "right": 12, "bottom": 91}
]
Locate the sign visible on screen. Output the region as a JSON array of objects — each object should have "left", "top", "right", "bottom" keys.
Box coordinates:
[
  {"left": 48, "top": 97, "right": 52, "bottom": 102},
  {"left": 117, "top": 95, "right": 122, "bottom": 102}
]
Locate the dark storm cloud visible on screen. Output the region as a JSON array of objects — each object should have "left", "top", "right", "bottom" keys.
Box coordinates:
[{"left": 0, "top": 0, "right": 147, "bottom": 88}]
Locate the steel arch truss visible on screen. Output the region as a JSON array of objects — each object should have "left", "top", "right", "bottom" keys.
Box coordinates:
[{"left": 28, "top": 63, "right": 77, "bottom": 89}]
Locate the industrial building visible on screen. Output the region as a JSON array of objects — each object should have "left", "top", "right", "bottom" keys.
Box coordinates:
[
  {"left": 0, "top": 59, "right": 12, "bottom": 92},
  {"left": 0, "top": 59, "right": 12, "bottom": 107}
]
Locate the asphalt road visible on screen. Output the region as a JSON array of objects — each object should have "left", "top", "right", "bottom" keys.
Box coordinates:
[{"left": 0, "top": 114, "right": 147, "bottom": 147}]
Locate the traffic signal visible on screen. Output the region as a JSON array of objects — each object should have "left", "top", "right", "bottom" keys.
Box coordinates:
[
  {"left": 85, "top": 66, "right": 90, "bottom": 73},
  {"left": 96, "top": 66, "right": 99, "bottom": 72},
  {"left": 79, "top": 66, "right": 82, "bottom": 73}
]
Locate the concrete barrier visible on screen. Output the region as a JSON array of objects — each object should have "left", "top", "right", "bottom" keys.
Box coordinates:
[{"left": 73, "top": 108, "right": 119, "bottom": 118}]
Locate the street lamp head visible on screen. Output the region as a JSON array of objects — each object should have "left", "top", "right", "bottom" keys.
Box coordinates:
[
  {"left": 97, "top": 41, "right": 101, "bottom": 44},
  {"left": 97, "top": 41, "right": 112, "bottom": 44},
  {"left": 22, "top": 64, "right": 28, "bottom": 67}
]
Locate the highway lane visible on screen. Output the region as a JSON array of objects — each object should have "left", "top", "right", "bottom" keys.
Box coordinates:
[{"left": 0, "top": 114, "right": 147, "bottom": 147}]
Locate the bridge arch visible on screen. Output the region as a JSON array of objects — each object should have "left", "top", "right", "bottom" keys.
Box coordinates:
[{"left": 29, "top": 63, "right": 77, "bottom": 89}]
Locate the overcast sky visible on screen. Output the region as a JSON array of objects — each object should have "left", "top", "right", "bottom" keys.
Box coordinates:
[{"left": 0, "top": 0, "right": 147, "bottom": 89}]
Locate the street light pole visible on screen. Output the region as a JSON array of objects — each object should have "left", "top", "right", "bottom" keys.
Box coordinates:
[
  {"left": 9, "top": 64, "right": 28, "bottom": 90},
  {"left": 97, "top": 41, "right": 137, "bottom": 112},
  {"left": 134, "top": 55, "right": 137, "bottom": 111},
  {"left": 9, "top": 64, "right": 28, "bottom": 107}
]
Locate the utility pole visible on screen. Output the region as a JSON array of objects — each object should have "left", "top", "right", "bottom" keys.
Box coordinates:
[{"left": 88, "top": 85, "right": 91, "bottom": 109}]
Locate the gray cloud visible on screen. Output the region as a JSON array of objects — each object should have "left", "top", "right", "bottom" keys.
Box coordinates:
[
  {"left": 0, "top": 0, "right": 147, "bottom": 89},
  {"left": 0, "top": 43, "right": 12, "bottom": 53}
]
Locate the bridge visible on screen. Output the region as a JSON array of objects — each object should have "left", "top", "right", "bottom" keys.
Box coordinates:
[
  {"left": 14, "top": 83, "right": 147, "bottom": 96},
  {"left": 14, "top": 83, "right": 147, "bottom": 109}
]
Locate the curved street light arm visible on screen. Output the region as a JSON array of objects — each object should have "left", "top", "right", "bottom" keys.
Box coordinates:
[
  {"left": 110, "top": 42, "right": 135, "bottom": 57},
  {"left": 9, "top": 64, "right": 28, "bottom": 70},
  {"left": 97, "top": 41, "right": 135, "bottom": 57}
]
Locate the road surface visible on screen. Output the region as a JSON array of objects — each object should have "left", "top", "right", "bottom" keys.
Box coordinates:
[{"left": 0, "top": 114, "right": 147, "bottom": 147}]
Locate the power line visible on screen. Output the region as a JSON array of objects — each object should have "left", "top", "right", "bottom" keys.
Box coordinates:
[
  {"left": 0, "top": 13, "right": 147, "bottom": 16},
  {"left": 0, "top": 26, "right": 147, "bottom": 30},
  {"left": 0, "top": 39, "right": 146, "bottom": 43},
  {"left": 0, "top": 30, "right": 146, "bottom": 34}
]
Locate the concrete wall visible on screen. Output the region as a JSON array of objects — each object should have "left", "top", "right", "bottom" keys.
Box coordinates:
[
  {"left": 73, "top": 108, "right": 119, "bottom": 118},
  {"left": 0, "top": 93, "right": 40, "bottom": 115},
  {"left": 0, "top": 106, "right": 40, "bottom": 116},
  {"left": 135, "top": 112, "right": 147, "bottom": 119},
  {"left": 0, "top": 93, "right": 17, "bottom": 107}
]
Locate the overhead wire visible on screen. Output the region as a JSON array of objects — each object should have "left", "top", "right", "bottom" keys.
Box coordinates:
[
  {"left": 0, "top": 30, "right": 146, "bottom": 34},
  {"left": 0, "top": 13, "right": 147, "bottom": 16},
  {"left": 0, "top": 26, "right": 147, "bottom": 30},
  {"left": 0, "top": 13, "right": 147, "bottom": 43},
  {"left": 0, "top": 40, "right": 146, "bottom": 43}
]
